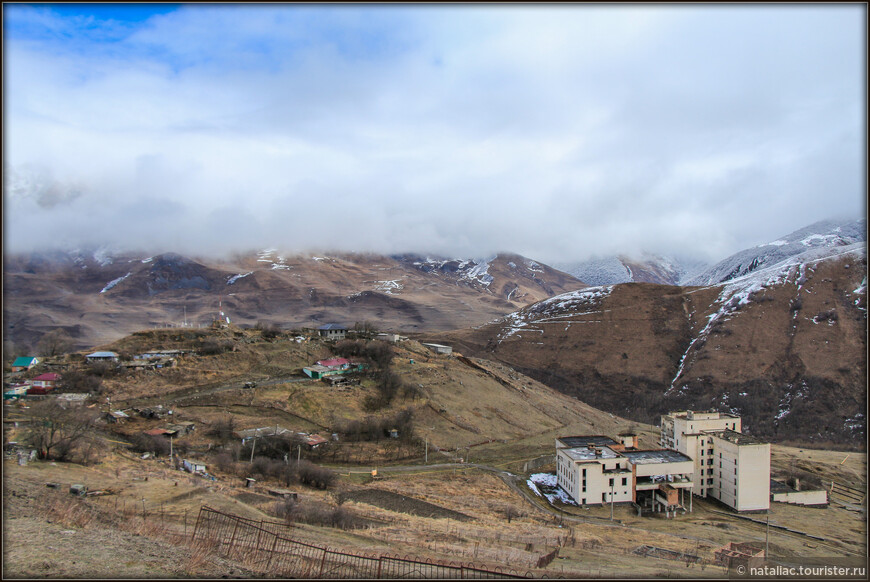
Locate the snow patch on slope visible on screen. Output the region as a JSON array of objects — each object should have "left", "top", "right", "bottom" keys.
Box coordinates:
[{"left": 100, "top": 272, "right": 132, "bottom": 293}]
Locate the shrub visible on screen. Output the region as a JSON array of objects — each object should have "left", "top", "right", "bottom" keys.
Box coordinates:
[
  {"left": 297, "top": 460, "right": 336, "bottom": 489},
  {"left": 199, "top": 340, "right": 233, "bottom": 355}
]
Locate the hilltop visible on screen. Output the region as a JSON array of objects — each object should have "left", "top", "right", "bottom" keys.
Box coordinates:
[{"left": 3, "top": 250, "right": 584, "bottom": 353}]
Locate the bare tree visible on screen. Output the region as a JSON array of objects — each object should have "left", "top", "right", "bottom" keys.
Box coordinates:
[
  {"left": 36, "top": 329, "right": 74, "bottom": 357},
  {"left": 25, "top": 401, "right": 99, "bottom": 462}
]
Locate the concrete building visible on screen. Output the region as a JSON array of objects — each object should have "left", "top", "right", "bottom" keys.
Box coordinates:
[
  {"left": 422, "top": 343, "right": 452, "bottom": 355},
  {"left": 317, "top": 324, "right": 347, "bottom": 340},
  {"left": 660, "top": 411, "right": 770, "bottom": 512},
  {"left": 555, "top": 435, "right": 694, "bottom": 517}
]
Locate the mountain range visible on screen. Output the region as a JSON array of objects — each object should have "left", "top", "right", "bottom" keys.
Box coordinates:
[
  {"left": 437, "top": 218, "right": 866, "bottom": 445},
  {"left": 3, "top": 216, "right": 866, "bottom": 445}
]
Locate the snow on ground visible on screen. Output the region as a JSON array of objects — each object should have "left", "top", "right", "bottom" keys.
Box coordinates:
[
  {"left": 528, "top": 473, "right": 577, "bottom": 506},
  {"left": 100, "top": 272, "right": 132, "bottom": 293},
  {"left": 227, "top": 272, "right": 253, "bottom": 285},
  {"left": 460, "top": 257, "right": 495, "bottom": 287},
  {"left": 668, "top": 242, "right": 866, "bottom": 393},
  {"left": 373, "top": 279, "right": 404, "bottom": 294},
  {"left": 495, "top": 286, "right": 613, "bottom": 343}
]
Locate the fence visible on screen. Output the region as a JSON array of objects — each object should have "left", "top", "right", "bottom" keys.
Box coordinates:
[
  {"left": 830, "top": 481, "right": 865, "bottom": 505},
  {"left": 192, "top": 506, "right": 533, "bottom": 579}
]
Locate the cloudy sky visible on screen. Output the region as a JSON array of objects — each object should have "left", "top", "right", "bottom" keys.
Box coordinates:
[{"left": 3, "top": 3, "right": 866, "bottom": 264}]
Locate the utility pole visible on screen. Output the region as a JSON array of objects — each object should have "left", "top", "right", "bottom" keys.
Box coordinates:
[
  {"left": 765, "top": 511, "right": 770, "bottom": 556},
  {"left": 297, "top": 444, "right": 301, "bottom": 466},
  {"left": 250, "top": 436, "right": 256, "bottom": 463},
  {"left": 425, "top": 437, "right": 428, "bottom": 464}
]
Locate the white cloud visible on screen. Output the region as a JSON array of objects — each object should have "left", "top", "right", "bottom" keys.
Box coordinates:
[{"left": 3, "top": 4, "right": 865, "bottom": 264}]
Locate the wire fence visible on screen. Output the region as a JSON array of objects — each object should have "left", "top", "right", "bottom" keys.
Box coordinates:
[{"left": 192, "top": 505, "right": 535, "bottom": 579}]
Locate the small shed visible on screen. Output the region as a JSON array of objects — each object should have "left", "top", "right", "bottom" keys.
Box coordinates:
[
  {"left": 375, "top": 333, "right": 400, "bottom": 343},
  {"left": 104, "top": 410, "right": 129, "bottom": 423},
  {"left": 183, "top": 459, "right": 207, "bottom": 474}
]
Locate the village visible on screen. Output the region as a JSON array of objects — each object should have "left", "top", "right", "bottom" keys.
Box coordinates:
[{"left": 3, "top": 321, "right": 867, "bottom": 578}]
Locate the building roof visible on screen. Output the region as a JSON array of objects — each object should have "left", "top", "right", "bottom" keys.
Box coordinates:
[
  {"left": 237, "top": 426, "right": 292, "bottom": 439},
  {"left": 143, "top": 428, "right": 172, "bottom": 436},
  {"left": 714, "top": 429, "right": 767, "bottom": 446},
  {"left": 317, "top": 358, "right": 351, "bottom": 368},
  {"left": 563, "top": 446, "right": 620, "bottom": 461},
  {"left": 12, "top": 357, "right": 38, "bottom": 367},
  {"left": 300, "top": 433, "right": 329, "bottom": 446},
  {"left": 621, "top": 449, "right": 693, "bottom": 465},
  {"left": 87, "top": 351, "right": 118, "bottom": 358},
  {"left": 33, "top": 373, "right": 61, "bottom": 381},
  {"left": 318, "top": 324, "right": 347, "bottom": 330},
  {"left": 558, "top": 435, "right": 620, "bottom": 448}
]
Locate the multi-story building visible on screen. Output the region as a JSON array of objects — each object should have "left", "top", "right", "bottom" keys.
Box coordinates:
[
  {"left": 660, "top": 411, "right": 770, "bottom": 512},
  {"left": 555, "top": 434, "right": 694, "bottom": 517}
]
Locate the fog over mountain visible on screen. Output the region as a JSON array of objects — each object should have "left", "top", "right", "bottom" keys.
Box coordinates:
[{"left": 3, "top": 4, "right": 865, "bottom": 265}]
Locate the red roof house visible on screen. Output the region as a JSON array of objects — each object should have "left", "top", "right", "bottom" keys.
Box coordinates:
[
  {"left": 31, "top": 373, "right": 62, "bottom": 389},
  {"left": 316, "top": 358, "right": 351, "bottom": 369}
]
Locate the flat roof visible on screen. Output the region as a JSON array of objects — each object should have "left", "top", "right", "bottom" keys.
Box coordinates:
[
  {"left": 621, "top": 449, "right": 693, "bottom": 465},
  {"left": 558, "top": 435, "right": 620, "bottom": 448},
  {"left": 714, "top": 429, "right": 767, "bottom": 446},
  {"left": 563, "top": 446, "right": 620, "bottom": 461}
]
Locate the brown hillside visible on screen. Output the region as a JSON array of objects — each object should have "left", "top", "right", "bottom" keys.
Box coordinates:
[{"left": 438, "top": 254, "right": 867, "bottom": 447}]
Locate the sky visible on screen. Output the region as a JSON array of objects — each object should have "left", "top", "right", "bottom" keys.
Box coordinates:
[{"left": 3, "top": 3, "right": 866, "bottom": 265}]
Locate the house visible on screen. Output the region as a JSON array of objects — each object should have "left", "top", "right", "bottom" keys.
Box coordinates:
[
  {"left": 555, "top": 435, "right": 694, "bottom": 518},
  {"left": 31, "top": 373, "right": 61, "bottom": 390},
  {"left": 660, "top": 410, "right": 770, "bottom": 512},
  {"left": 422, "top": 343, "right": 453, "bottom": 355},
  {"left": 11, "top": 357, "right": 39, "bottom": 372},
  {"left": 376, "top": 333, "right": 400, "bottom": 343},
  {"left": 86, "top": 351, "right": 119, "bottom": 363},
  {"left": 317, "top": 324, "right": 347, "bottom": 340},
  {"left": 303, "top": 358, "right": 365, "bottom": 379},
  {"left": 4, "top": 384, "right": 29, "bottom": 400}
]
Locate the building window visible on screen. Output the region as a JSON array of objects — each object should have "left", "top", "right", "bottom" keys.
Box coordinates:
[
  {"left": 622, "top": 477, "right": 627, "bottom": 486},
  {"left": 609, "top": 478, "right": 614, "bottom": 487},
  {"left": 707, "top": 449, "right": 713, "bottom": 455}
]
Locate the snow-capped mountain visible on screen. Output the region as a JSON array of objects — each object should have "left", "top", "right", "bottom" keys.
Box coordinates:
[
  {"left": 687, "top": 218, "right": 866, "bottom": 286},
  {"left": 556, "top": 253, "right": 709, "bottom": 286}
]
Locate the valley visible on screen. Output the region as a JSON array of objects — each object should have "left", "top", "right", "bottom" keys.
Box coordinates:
[{"left": 3, "top": 327, "right": 866, "bottom": 578}]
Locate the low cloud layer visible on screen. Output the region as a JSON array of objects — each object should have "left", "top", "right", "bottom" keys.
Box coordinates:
[{"left": 4, "top": 4, "right": 865, "bottom": 264}]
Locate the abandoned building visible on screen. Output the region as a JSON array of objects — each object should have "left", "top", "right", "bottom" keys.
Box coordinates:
[
  {"left": 555, "top": 434, "right": 694, "bottom": 518},
  {"left": 660, "top": 410, "right": 770, "bottom": 512}
]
